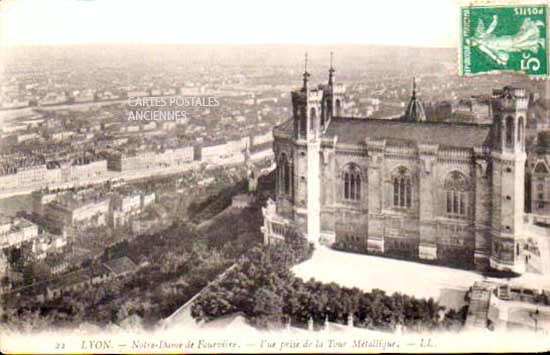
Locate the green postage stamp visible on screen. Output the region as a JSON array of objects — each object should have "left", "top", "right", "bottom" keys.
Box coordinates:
[{"left": 461, "top": 3, "right": 549, "bottom": 77}]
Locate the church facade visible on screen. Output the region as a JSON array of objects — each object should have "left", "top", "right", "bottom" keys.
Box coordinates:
[{"left": 262, "top": 58, "right": 530, "bottom": 274}]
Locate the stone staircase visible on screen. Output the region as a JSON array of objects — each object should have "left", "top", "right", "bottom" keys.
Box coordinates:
[{"left": 465, "top": 282, "right": 492, "bottom": 329}]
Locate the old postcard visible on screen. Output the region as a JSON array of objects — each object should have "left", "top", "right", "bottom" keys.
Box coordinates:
[{"left": 0, "top": 0, "right": 550, "bottom": 353}]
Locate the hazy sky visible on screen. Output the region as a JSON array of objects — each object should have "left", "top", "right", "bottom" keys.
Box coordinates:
[{"left": 0, "top": 0, "right": 459, "bottom": 47}]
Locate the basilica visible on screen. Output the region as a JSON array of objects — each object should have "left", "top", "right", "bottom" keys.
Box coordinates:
[{"left": 262, "top": 56, "right": 532, "bottom": 274}]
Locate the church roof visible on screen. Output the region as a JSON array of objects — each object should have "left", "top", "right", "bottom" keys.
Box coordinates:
[
  {"left": 323, "top": 117, "right": 492, "bottom": 149},
  {"left": 273, "top": 118, "right": 294, "bottom": 137}
]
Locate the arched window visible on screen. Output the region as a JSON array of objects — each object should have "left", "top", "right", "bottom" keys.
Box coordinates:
[
  {"left": 321, "top": 101, "right": 327, "bottom": 126},
  {"left": 518, "top": 116, "right": 524, "bottom": 143},
  {"left": 335, "top": 99, "right": 341, "bottom": 117},
  {"left": 444, "top": 171, "right": 470, "bottom": 218},
  {"left": 309, "top": 107, "right": 317, "bottom": 135},
  {"left": 505, "top": 116, "right": 514, "bottom": 147},
  {"left": 343, "top": 164, "right": 361, "bottom": 201},
  {"left": 284, "top": 160, "right": 290, "bottom": 194},
  {"left": 392, "top": 167, "right": 411, "bottom": 208},
  {"left": 278, "top": 153, "right": 291, "bottom": 195},
  {"left": 300, "top": 107, "right": 307, "bottom": 137},
  {"left": 494, "top": 116, "right": 501, "bottom": 145}
]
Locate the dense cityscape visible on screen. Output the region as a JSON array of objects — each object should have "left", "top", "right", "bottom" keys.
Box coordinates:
[{"left": 1, "top": 43, "right": 550, "bottom": 346}]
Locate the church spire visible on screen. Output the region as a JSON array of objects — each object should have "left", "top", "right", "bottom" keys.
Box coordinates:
[
  {"left": 303, "top": 52, "right": 311, "bottom": 91},
  {"left": 328, "top": 51, "right": 335, "bottom": 86},
  {"left": 405, "top": 76, "right": 426, "bottom": 122}
]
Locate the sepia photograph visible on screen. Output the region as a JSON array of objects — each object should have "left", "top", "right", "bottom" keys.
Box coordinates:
[{"left": 0, "top": 0, "right": 549, "bottom": 353}]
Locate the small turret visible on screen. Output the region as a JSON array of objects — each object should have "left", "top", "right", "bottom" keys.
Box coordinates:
[
  {"left": 491, "top": 86, "right": 527, "bottom": 154},
  {"left": 324, "top": 52, "right": 345, "bottom": 121},
  {"left": 405, "top": 77, "right": 426, "bottom": 122},
  {"left": 302, "top": 52, "right": 311, "bottom": 92},
  {"left": 292, "top": 53, "right": 311, "bottom": 140},
  {"left": 328, "top": 51, "right": 335, "bottom": 87}
]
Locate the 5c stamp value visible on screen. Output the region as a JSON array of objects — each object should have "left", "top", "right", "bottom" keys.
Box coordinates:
[{"left": 461, "top": 3, "right": 549, "bottom": 77}]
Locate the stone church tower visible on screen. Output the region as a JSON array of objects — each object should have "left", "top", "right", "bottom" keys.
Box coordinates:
[
  {"left": 270, "top": 53, "right": 346, "bottom": 244},
  {"left": 490, "top": 87, "right": 528, "bottom": 273},
  {"left": 292, "top": 54, "right": 322, "bottom": 243}
]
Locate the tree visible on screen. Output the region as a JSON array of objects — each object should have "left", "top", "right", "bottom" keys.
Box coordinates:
[
  {"left": 441, "top": 305, "right": 468, "bottom": 331},
  {"left": 251, "top": 286, "right": 284, "bottom": 328},
  {"left": 191, "top": 287, "right": 235, "bottom": 322}
]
